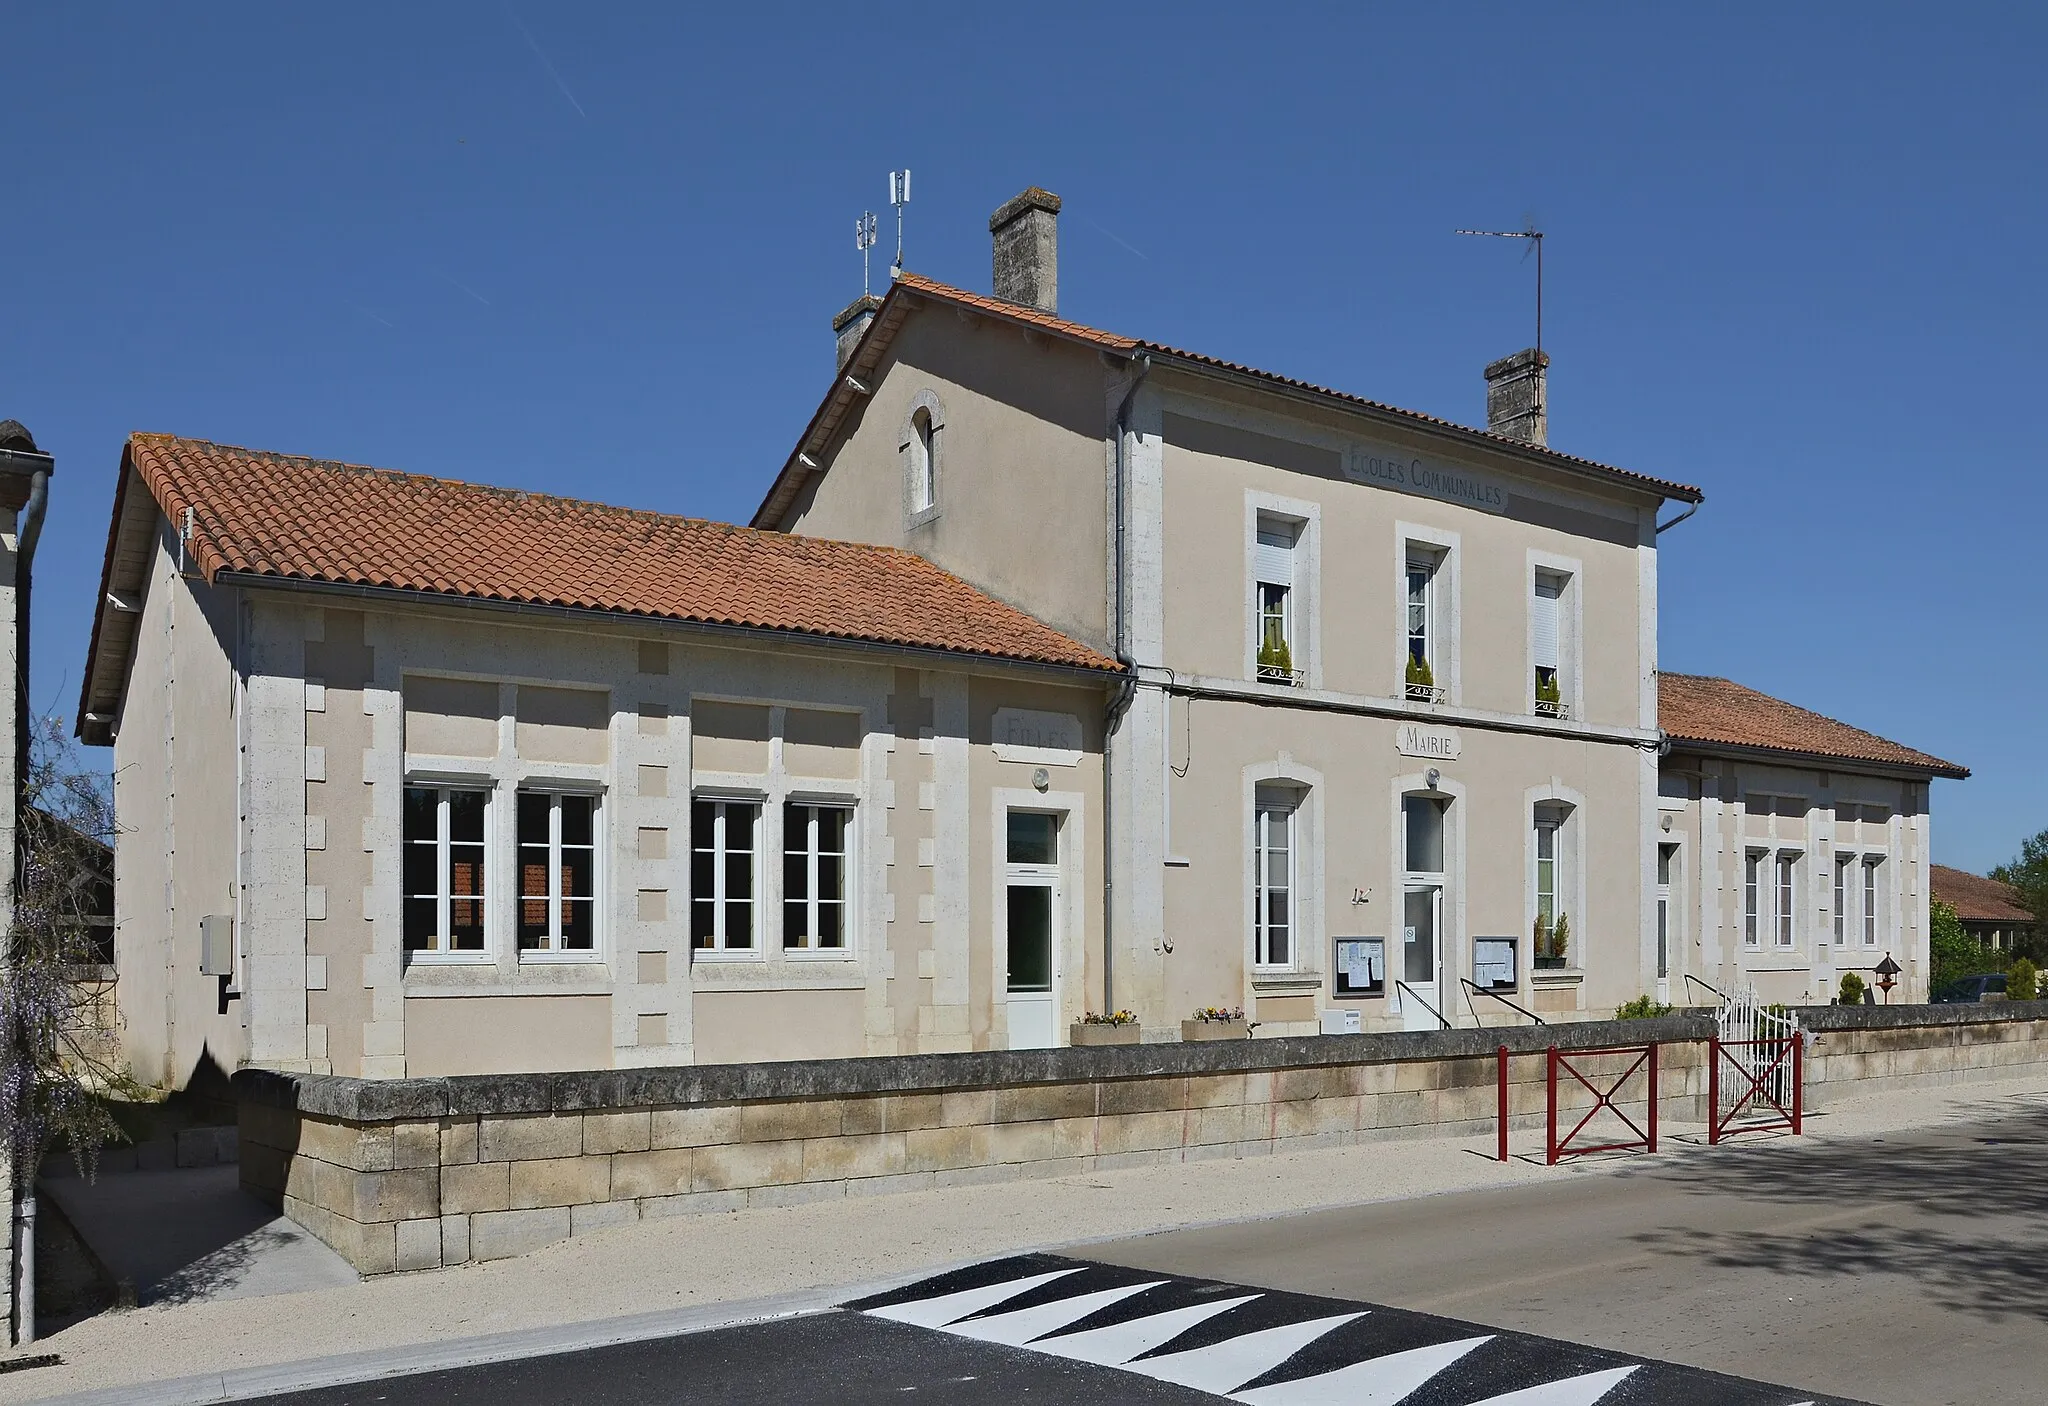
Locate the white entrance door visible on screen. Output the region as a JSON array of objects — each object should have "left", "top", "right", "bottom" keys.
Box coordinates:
[
  {"left": 1400, "top": 883, "right": 1443, "bottom": 1031},
  {"left": 1004, "top": 811, "right": 1061, "bottom": 1050}
]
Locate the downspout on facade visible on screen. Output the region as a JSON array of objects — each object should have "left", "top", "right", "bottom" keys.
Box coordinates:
[{"left": 1103, "top": 354, "right": 1151, "bottom": 1017}]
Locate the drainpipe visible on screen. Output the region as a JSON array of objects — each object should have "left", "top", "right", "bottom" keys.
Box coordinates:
[
  {"left": 1103, "top": 354, "right": 1151, "bottom": 1017},
  {"left": 1654, "top": 500, "right": 1699, "bottom": 535}
]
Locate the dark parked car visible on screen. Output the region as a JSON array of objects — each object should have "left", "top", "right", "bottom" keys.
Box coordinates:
[{"left": 1931, "top": 973, "right": 2006, "bottom": 1004}]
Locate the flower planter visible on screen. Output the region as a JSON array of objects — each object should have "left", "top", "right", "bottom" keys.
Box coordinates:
[
  {"left": 1070, "top": 1022, "right": 1141, "bottom": 1047},
  {"left": 1533, "top": 956, "right": 1568, "bottom": 971},
  {"left": 1182, "top": 1019, "right": 1251, "bottom": 1041}
]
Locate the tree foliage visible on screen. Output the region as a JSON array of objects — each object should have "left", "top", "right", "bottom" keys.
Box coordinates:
[
  {"left": 0, "top": 716, "right": 131, "bottom": 1186},
  {"left": 1929, "top": 898, "right": 1989, "bottom": 993},
  {"left": 1990, "top": 828, "right": 2048, "bottom": 940}
]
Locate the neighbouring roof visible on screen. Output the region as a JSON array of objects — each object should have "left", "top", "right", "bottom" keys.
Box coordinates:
[
  {"left": 1658, "top": 673, "right": 1969, "bottom": 780},
  {"left": 1930, "top": 865, "right": 2035, "bottom": 926},
  {"left": 752, "top": 271, "right": 1705, "bottom": 528},
  {"left": 78, "top": 434, "right": 1123, "bottom": 741}
]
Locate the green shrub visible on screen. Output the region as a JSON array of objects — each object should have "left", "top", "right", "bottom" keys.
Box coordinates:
[
  {"left": 1257, "top": 625, "right": 1294, "bottom": 678},
  {"left": 1838, "top": 971, "right": 1867, "bottom": 1006},
  {"left": 2009, "top": 958, "right": 2038, "bottom": 1003},
  {"left": 1931, "top": 900, "right": 1993, "bottom": 990},
  {"left": 1405, "top": 654, "right": 1436, "bottom": 690},
  {"left": 1552, "top": 911, "right": 1570, "bottom": 963},
  {"left": 1614, "top": 995, "right": 1673, "bottom": 1020}
]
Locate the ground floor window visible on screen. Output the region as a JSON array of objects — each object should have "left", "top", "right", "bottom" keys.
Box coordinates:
[
  {"left": 518, "top": 791, "right": 598, "bottom": 953},
  {"left": 783, "top": 802, "right": 850, "bottom": 950},
  {"left": 1253, "top": 788, "right": 1297, "bottom": 968},
  {"left": 692, "top": 799, "right": 760, "bottom": 950},
  {"left": 1776, "top": 853, "right": 1799, "bottom": 947},
  {"left": 1834, "top": 855, "right": 1853, "bottom": 947},
  {"left": 1863, "top": 858, "right": 1882, "bottom": 947},
  {"left": 1744, "top": 850, "right": 1764, "bottom": 948},
  {"left": 403, "top": 785, "right": 489, "bottom": 954}
]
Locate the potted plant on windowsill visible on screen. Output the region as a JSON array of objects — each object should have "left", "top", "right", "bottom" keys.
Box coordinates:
[
  {"left": 1533, "top": 911, "right": 1570, "bottom": 971},
  {"left": 1181, "top": 1006, "right": 1251, "bottom": 1041},
  {"left": 1534, "top": 669, "right": 1568, "bottom": 720},
  {"left": 1404, "top": 654, "right": 1440, "bottom": 703},
  {"left": 1071, "top": 1010, "right": 1141, "bottom": 1046},
  {"left": 1256, "top": 627, "right": 1296, "bottom": 685}
]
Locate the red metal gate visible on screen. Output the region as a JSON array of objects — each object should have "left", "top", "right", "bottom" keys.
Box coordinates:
[
  {"left": 1546, "top": 1043, "right": 1659, "bottom": 1165},
  {"left": 1708, "top": 1035, "right": 1802, "bottom": 1142}
]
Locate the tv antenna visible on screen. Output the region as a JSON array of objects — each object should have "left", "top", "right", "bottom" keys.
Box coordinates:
[
  {"left": 855, "top": 211, "right": 878, "bottom": 296},
  {"left": 889, "top": 168, "right": 912, "bottom": 278},
  {"left": 1455, "top": 224, "right": 1544, "bottom": 354}
]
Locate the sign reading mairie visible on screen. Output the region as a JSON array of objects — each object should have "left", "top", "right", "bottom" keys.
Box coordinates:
[
  {"left": 1345, "top": 442, "right": 1507, "bottom": 515},
  {"left": 1396, "top": 723, "right": 1461, "bottom": 761}
]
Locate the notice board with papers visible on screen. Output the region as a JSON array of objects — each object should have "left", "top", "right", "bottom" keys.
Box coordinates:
[{"left": 1333, "top": 938, "right": 1387, "bottom": 998}]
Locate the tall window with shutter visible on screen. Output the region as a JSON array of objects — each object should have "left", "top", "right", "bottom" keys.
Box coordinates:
[
  {"left": 1254, "top": 517, "right": 1299, "bottom": 685},
  {"left": 1533, "top": 571, "right": 1567, "bottom": 718},
  {"left": 1404, "top": 552, "right": 1443, "bottom": 702}
]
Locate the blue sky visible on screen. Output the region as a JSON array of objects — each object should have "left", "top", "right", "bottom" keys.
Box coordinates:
[{"left": 5, "top": 5, "right": 2041, "bottom": 871}]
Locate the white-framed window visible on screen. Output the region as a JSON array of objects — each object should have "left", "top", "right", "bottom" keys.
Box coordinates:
[
  {"left": 1532, "top": 570, "right": 1569, "bottom": 718},
  {"left": 1253, "top": 516, "right": 1300, "bottom": 685},
  {"left": 783, "top": 802, "right": 851, "bottom": 951},
  {"left": 1834, "top": 854, "right": 1853, "bottom": 947},
  {"left": 1744, "top": 849, "right": 1765, "bottom": 949},
  {"left": 1776, "top": 852, "right": 1798, "bottom": 947},
  {"left": 1404, "top": 551, "right": 1444, "bottom": 702},
  {"left": 403, "top": 785, "right": 491, "bottom": 957},
  {"left": 1656, "top": 843, "right": 1676, "bottom": 980},
  {"left": 1253, "top": 786, "right": 1296, "bottom": 967},
  {"left": 1535, "top": 812, "right": 1560, "bottom": 930},
  {"left": 909, "top": 407, "right": 936, "bottom": 514},
  {"left": 1863, "top": 857, "right": 1882, "bottom": 947},
  {"left": 691, "top": 798, "right": 761, "bottom": 952},
  {"left": 517, "top": 790, "right": 599, "bottom": 955}
]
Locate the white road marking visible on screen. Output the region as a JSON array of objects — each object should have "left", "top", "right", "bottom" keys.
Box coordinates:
[
  {"left": 1123, "top": 1312, "right": 1367, "bottom": 1395},
  {"left": 1230, "top": 1334, "right": 1494, "bottom": 1405},
  {"left": 1031, "top": 1295, "right": 1264, "bottom": 1366},
  {"left": 865, "top": 1269, "right": 1081, "bottom": 1328},
  {"left": 937, "top": 1281, "right": 1168, "bottom": 1347},
  {"left": 1464, "top": 1364, "right": 1639, "bottom": 1405}
]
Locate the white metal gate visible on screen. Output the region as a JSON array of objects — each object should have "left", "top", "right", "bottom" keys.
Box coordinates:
[{"left": 1716, "top": 985, "right": 1802, "bottom": 1118}]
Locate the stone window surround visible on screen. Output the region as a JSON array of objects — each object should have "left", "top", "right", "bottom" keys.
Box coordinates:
[
  {"left": 1393, "top": 520, "right": 1460, "bottom": 706},
  {"left": 1525, "top": 547, "right": 1584, "bottom": 720},
  {"left": 1523, "top": 782, "right": 1586, "bottom": 980},
  {"left": 900, "top": 389, "right": 946, "bottom": 531},
  {"left": 1245, "top": 758, "right": 1325, "bottom": 989},
  {"left": 1243, "top": 490, "right": 1322, "bottom": 689}
]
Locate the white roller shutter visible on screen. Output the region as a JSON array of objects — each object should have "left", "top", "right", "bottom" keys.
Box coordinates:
[
  {"left": 1532, "top": 577, "right": 1561, "bottom": 671},
  {"left": 1255, "top": 521, "right": 1296, "bottom": 586}
]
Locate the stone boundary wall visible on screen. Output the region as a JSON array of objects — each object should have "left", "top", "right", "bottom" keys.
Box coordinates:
[{"left": 236, "top": 1004, "right": 2048, "bottom": 1274}]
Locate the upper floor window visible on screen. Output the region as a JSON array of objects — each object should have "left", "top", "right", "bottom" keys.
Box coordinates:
[
  {"left": 783, "top": 802, "right": 851, "bottom": 951},
  {"left": 1532, "top": 571, "right": 1569, "bottom": 719},
  {"left": 692, "top": 799, "right": 760, "bottom": 952},
  {"left": 901, "top": 391, "right": 945, "bottom": 528},
  {"left": 1253, "top": 786, "right": 1297, "bottom": 967},
  {"left": 1254, "top": 516, "right": 1301, "bottom": 686},
  {"left": 909, "top": 408, "right": 936, "bottom": 514},
  {"left": 1405, "top": 552, "right": 1443, "bottom": 702},
  {"left": 404, "top": 785, "right": 489, "bottom": 956},
  {"left": 518, "top": 791, "right": 598, "bottom": 954}
]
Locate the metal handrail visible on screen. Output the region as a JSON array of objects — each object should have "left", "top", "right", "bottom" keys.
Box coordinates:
[
  {"left": 1394, "top": 980, "right": 1452, "bottom": 1030},
  {"left": 1460, "top": 977, "right": 1546, "bottom": 1026},
  {"left": 1683, "top": 973, "right": 1725, "bottom": 1004}
]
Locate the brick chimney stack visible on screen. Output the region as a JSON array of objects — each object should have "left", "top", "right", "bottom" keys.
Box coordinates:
[
  {"left": 833, "top": 294, "right": 882, "bottom": 372},
  {"left": 990, "top": 187, "right": 1060, "bottom": 315},
  {"left": 1484, "top": 349, "right": 1548, "bottom": 446}
]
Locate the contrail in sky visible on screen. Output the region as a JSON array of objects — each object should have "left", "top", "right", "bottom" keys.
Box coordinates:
[
  {"left": 509, "top": 12, "right": 588, "bottom": 119},
  {"left": 1083, "top": 215, "right": 1148, "bottom": 261},
  {"left": 436, "top": 272, "right": 493, "bottom": 307}
]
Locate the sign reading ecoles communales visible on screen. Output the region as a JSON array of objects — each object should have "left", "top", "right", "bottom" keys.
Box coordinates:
[
  {"left": 1396, "top": 724, "right": 1461, "bottom": 760},
  {"left": 1345, "top": 444, "right": 1506, "bottom": 515}
]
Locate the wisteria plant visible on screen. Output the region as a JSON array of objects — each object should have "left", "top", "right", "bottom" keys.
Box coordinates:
[{"left": 0, "top": 715, "right": 132, "bottom": 1187}]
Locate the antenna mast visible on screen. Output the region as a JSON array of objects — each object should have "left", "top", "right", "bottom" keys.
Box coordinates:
[
  {"left": 889, "top": 168, "right": 912, "bottom": 279},
  {"left": 1455, "top": 224, "right": 1544, "bottom": 354},
  {"left": 855, "top": 211, "right": 878, "bottom": 297}
]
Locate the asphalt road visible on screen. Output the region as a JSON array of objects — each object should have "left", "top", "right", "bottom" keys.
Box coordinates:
[
  {"left": 249, "top": 1255, "right": 1857, "bottom": 1406},
  {"left": 1084, "top": 1093, "right": 2048, "bottom": 1406}
]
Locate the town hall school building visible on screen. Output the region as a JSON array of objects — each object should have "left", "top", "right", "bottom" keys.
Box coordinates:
[{"left": 80, "top": 193, "right": 1966, "bottom": 1087}]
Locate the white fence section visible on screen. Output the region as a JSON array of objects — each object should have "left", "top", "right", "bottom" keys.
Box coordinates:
[{"left": 1716, "top": 985, "right": 1803, "bottom": 1118}]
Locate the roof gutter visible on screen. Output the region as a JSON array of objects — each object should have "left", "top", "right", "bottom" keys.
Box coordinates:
[
  {"left": 1663, "top": 735, "right": 1969, "bottom": 783},
  {"left": 209, "top": 570, "right": 1129, "bottom": 688},
  {"left": 1654, "top": 500, "right": 1700, "bottom": 535},
  {"left": 1103, "top": 352, "right": 1152, "bottom": 1019}
]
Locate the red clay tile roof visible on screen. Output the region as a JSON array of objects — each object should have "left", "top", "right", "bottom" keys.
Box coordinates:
[
  {"left": 1658, "top": 673, "right": 1968, "bottom": 779},
  {"left": 1930, "top": 865, "right": 2035, "bottom": 926},
  {"left": 102, "top": 432, "right": 1123, "bottom": 674},
  {"left": 753, "top": 272, "right": 1703, "bottom": 528}
]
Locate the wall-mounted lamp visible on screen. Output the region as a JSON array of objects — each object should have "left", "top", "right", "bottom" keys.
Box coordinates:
[{"left": 1425, "top": 768, "right": 1441, "bottom": 791}]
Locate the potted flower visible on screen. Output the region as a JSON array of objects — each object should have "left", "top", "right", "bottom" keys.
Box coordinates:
[
  {"left": 1182, "top": 1005, "right": 1251, "bottom": 1041},
  {"left": 1071, "top": 1010, "right": 1141, "bottom": 1046}
]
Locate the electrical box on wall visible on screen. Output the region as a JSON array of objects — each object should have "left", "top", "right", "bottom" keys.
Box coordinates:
[
  {"left": 199, "top": 915, "right": 234, "bottom": 977},
  {"left": 1319, "top": 1008, "right": 1362, "bottom": 1035}
]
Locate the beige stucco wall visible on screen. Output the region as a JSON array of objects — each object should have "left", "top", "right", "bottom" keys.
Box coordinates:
[
  {"left": 692, "top": 989, "right": 864, "bottom": 1065},
  {"left": 1662, "top": 750, "right": 1932, "bottom": 1005},
  {"left": 780, "top": 309, "right": 1114, "bottom": 651},
  {"left": 405, "top": 994, "right": 612, "bottom": 1076},
  {"left": 110, "top": 530, "right": 247, "bottom": 1091}
]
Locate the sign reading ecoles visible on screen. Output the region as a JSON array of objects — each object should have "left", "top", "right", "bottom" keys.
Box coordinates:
[
  {"left": 1396, "top": 724, "right": 1461, "bottom": 760},
  {"left": 1345, "top": 444, "right": 1506, "bottom": 515}
]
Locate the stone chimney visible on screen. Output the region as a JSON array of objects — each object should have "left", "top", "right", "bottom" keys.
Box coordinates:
[
  {"left": 990, "top": 187, "right": 1060, "bottom": 314},
  {"left": 834, "top": 294, "right": 882, "bottom": 372},
  {"left": 1484, "top": 348, "right": 1548, "bottom": 446}
]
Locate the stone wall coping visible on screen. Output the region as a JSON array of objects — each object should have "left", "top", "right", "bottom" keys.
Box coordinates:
[{"left": 231, "top": 1003, "right": 2046, "bottom": 1123}]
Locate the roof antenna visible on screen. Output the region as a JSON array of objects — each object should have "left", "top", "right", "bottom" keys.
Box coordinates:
[
  {"left": 1455, "top": 223, "right": 1544, "bottom": 354},
  {"left": 889, "top": 168, "right": 912, "bottom": 279},
  {"left": 855, "top": 210, "right": 878, "bottom": 297}
]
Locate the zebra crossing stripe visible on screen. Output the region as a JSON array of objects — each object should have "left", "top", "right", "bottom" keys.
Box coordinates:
[
  {"left": 1230, "top": 1334, "right": 1493, "bottom": 1405},
  {"left": 1462, "top": 1365, "right": 1639, "bottom": 1405},
  {"left": 1121, "top": 1312, "right": 1368, "bottom": 1394},
  {"left": 1030, "top": 1294, "right": 1264, "bottom": 1366},
  {"left": 864, "top": 1268, "right": 1080, "bottom": 1328},
  {"left": 938, "top": 1280, "right": 1168, "bottom": 1347}
]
